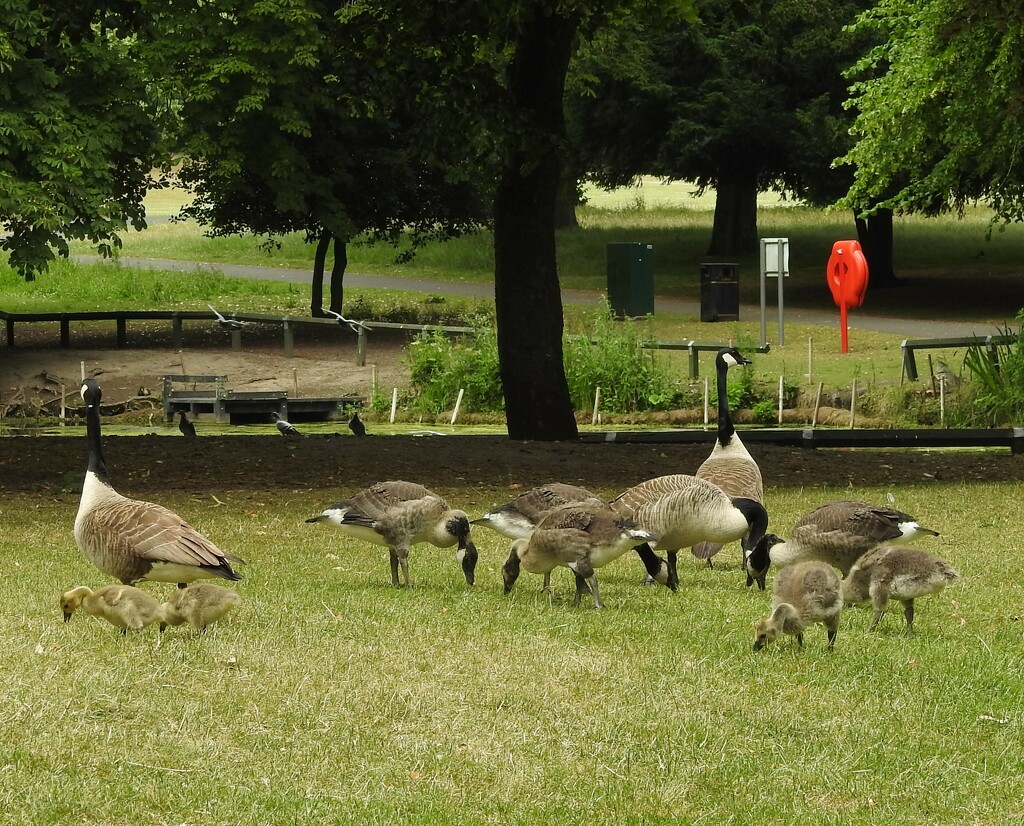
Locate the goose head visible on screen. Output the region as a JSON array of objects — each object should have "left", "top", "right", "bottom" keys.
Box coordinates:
[
  {"left": 717, "top": 347, "right": 751, "bottom": 370},
  {"left": 446, "top": 514, "right": 478, "bottom": 585},
  {"left": 745, "top": 533, "right": 783, "bottom": 590},
  {"left": 502, "top": 540, "right": 527, "bottom": 593},
  {"left": 59, "top": 586, "right": 92, "bottom": 622},
  {"left": 81, "top": 378, "right": 102, "bottom": 407}
]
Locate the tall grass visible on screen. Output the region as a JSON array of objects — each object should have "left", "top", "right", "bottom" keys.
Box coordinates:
[{"left": 3, "top": 481, "right": 1023, "bottom": 824}]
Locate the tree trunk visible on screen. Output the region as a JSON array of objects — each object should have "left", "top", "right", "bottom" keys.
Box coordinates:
[
  {"left": 553, "top": 167, "right": 580, "bottom": 230},
  {"left": 854, "top": 208, "right": 898, "bottom": 287},
  {"left": 329, "top": 238, "right": 347, "bottom": 314},
  {"left": 310, "top": 233, "right": 329, "bottom": 317},
  {"left": 707, "top": 173, "right": 759, "bottom": 256},
  {"left": 493, "top": 9, "right": 579, "bottom": 441}
]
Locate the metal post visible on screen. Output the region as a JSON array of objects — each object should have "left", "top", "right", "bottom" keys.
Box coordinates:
[{"left": 356, "top": 327, "right": 368, "bottom": 366}]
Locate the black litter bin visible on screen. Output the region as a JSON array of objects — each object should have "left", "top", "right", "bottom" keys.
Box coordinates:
[
  {"left": 606, "top": 243, "right": 654, "bottom": 317},
  {"left": 699, "top": 263, "right": 739, "bottom": 322}
]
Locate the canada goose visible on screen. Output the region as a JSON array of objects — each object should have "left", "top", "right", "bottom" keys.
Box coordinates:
[
  {"left": 161, "top": 583, "right": 241, "bottom": 633},
  {"left": 60, "top": 584, "right": 164, "bottom": 634},
  {"left": 842, "top": 544, "right": 959, "bottom": 634},
  {"left": 752, "top": 560, "right": 843, "bottom": 651},
  {"left": 271, "top": 411, "right": 301, "bottom": 436},
  {"left": 502, "top": 502, "right": 655, "bottom": 608},
  {"left": 75, "top": 379, "right": 245, "bottom": 588},
  {"left": 609, "top": 474, "right": 769, "bottom": 591},
  {"left": 178, "top": 411, "right": 197, "bottom": 437},
  {"left": 693, "top": 347, "right": 764, "bottom": 568},
  {"left": 348, "top": 411, "right": 367, "bottom": 437},
  {"left": 305, "top": 480, "right": 478, "bottom": 588},
  {"left": 747, "top": 499, "right": 940, "bottom": 578}
]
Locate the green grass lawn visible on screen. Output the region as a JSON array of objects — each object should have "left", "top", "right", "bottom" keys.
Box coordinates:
[{"left": 4, "top": 481, "right": 1022, "bottom": 824}]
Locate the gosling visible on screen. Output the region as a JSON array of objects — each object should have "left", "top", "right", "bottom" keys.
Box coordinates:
[
  {"left": 842, "top": 544, "right": 959, "bottom": 634},
  {"left": 60, "top": 584, "right": 164, "bottom": 634},
  {"left": 753, "top": 560, "right": 843, "bottom": 651},
  {"left": 161, "top": 583, "right": 241, "bottom": 634}
]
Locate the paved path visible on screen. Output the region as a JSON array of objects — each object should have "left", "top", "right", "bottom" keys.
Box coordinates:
[{"left": 79, "top": 255, "right": 1009, "bottom": 339}]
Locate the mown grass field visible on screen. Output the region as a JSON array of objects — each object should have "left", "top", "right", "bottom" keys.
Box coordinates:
[{"left": 3, "top": 479, "right": 1023, "bottom": 824}]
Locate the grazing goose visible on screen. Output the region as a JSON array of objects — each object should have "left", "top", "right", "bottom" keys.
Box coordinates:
[
  {"left": 271, "top": 411, "right": 301, "bottom": 436},
  {"left": 75, "top": 379, "right": 245, "bottom": 588},
  {"left": 348, "top": 411, "right": 367, "bottom": 437},
  {"left": 502, "top": 502, "right": 655, "bottom": 609},
  {"left": 60, "top": 584, "right": 164, "bottom": 634},
  {"left": 753, "top": 560, "right": 843, "bottom": 651},
  {"left": 177, "top": 411, "right": 197, "bottom": 437},
  {"left": 842, "top": 544, "right": 959, "bottom": 634},
  {"left": 693, "top": 347, "right": 764, "bottom": 568},
  {"left": 305, "top": 480, "right": 478, "bottom": 588},
  {"left": 747, "top": 499, "right": 940, "bottom": 578},
  {"left": 161, "top": 583, "right": 241, "bottom": 633},
  {"left": 609, "top": 474, "right": 769, "bottom": 591}
]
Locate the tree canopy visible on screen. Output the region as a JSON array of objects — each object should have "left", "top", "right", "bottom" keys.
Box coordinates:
[{"left": 842, "top": 0, "right": 1024, "bottom": 226}]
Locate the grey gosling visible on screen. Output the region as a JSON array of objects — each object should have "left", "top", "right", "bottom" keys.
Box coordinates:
[
  {"left": 161, "top": 583, "right": 241, "bottom": 633},
  {"left": 502, "top": 502, "right": 655, "bottom": 609},
  {"left": 747, "top": 499, "right": 940, "bottom": 579},
  {"left": 610, "top": 474, "right": 769, "bottom": 591},
  {"left": 75, "top": 379, "right": 245, "bottom": 588},
  {"left": 60, "top": 584, "right": 164, "bottom": 634},
  {"left": 753, "top": 560, "right": 843, "bottom": 651},
  {"left": 842, "top": 544, "right": 959, "bottom": 634},
  {"left": 693, "top": 348, "right": 764, "bottom": 574},
  {"left": 306, "top": 480, "right": 478, "bottom": 587}
]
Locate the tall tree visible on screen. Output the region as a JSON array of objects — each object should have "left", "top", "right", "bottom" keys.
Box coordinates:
[
  {"left": 842, "top": 0, "right": 1024, "bottom": 227},
  {"left": 0, "top": 1, "right": 166, "bottom": 278}
]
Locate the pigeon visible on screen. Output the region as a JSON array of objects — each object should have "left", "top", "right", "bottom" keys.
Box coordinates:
[
  {"left": 207, "top": 304, "right": 246, "bottom": 330},
  {"left": 178, "top": 411, "right": 197, "bottom": 437},
  {"left": 271, "top": 411, "right": 300, "bottom": 436},
  {"left": 324, "top": 308, "right": 368, "bottom": 335},
  {"left": 348, "top": 411, "right": 367, "bottom": 437}
]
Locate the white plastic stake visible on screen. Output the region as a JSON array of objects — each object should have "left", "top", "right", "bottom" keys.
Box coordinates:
[
  {"left": 850, "top": 378, "right": 857, "bottom": 429},
  {"left": 703, "top": 377, "right": 709, "bottom": 425},
  {"left": 389, "top": 388, "right": 398, "bottom": 424},
  {"left": 591, "top": 387, "right": 601, "bottom": 426},
  {"left": 80, "top": 361, "right": 86, "bottom": 382},
  {"left": 60, "top": 384, "right": 66, "bottom": 426},
  {"left": 778, "top": 375, "right": 784, "bottom": 425},
  {"left": 940, "top": 376, "right": 946, "bottom": 426},
  {"left": 812, "top": 381, "right": 823, "bottom": 427},
  {"left": 451, "top": 388, "right": 465, "bottom": 425},
  {"left": 807, "top": 336, "right": 813, "bottom": 382},
  {"left": 292, "top": 368, "right": 298, "bottom": 398}
]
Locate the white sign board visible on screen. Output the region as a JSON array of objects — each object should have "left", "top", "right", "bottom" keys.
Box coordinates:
[{"left": 759, "top": 238, "right": 789, "bottom": 346}]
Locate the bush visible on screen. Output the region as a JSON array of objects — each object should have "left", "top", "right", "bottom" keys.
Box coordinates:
[{"left": 960, "top": 316, "right": 1024, "bottom": 426}]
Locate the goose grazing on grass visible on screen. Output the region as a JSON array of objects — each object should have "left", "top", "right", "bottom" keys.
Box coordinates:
[
  {"left": 693, "top": 347, "right": 764, "bottom": 569},
  {"left": 271, "top": 411, "right": 301, "bottom": 436},
  {"left": 161, "top": 583, "right": 241, "bottom": 634},
  {"left": 842, "top": 544, "right": 959, "bottom": 634},
  {"left": 753, "top": 560, "right": 843, "bottom": 651},
  {"left": 75, "top": 379, "right": 245, "bottom": 588},
  {"left": 747, "top": 499, "right": 940, "bottom": 579},
  {"left": 60, "top": 584, "right": 164, "bottom": 634},
  {"left": 305, "top": 481, "right": 478, "bottom": 588},
  {"left": 177, "top": 411, "right": 197, "bottom": 437},
  {"left": 609, "top": 474, "right": 769, "bottom": 591},
  {"left": 502, "top": 502, "right": 655, "bottom": 609},
  {"left": 348, "top": 411, "right": 367, "bottom": 437}
]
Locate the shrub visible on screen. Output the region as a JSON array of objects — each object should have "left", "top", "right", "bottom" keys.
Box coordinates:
[{"left": 960, "top": 316, "right": 1024, "bottom": 426}]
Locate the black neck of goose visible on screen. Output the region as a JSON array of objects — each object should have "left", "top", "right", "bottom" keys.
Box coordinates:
[
  {"left": 733, "top": 498, "right": 768, "bottom": 552},
  {"left": 85, "top": 400, "right": 111, "bottom": 482},
  {"left": 716, "top": 358, "right": 736, "bottom": 446}
]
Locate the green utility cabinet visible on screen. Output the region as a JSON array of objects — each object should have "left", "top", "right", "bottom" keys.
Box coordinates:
[{"left": 606, "top": 243, "right": 654, "bottom": 317}]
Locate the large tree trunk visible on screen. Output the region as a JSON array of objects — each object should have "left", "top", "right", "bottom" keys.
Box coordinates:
[
  {"left": 854, "top": 208, "right": 898, "bottom": 287},
  {"left": 553, "top": 167, "right": 580, "bottom": 230},
  {"left": 329, "top": 238, "right": 347, "bottom": 314},
  {"left": 494, "top": 10, "right": 579, "bottom": 441},
  {"left": 707, "top": 172, "right": 759, "bottom": 256},
  {"left": 310, "top": 233, "right": 329, "bottom": 317}
]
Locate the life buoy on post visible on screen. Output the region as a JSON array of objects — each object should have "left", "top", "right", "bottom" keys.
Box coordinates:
[{"left": 826, "top": 240, "right": 869, "bottom": 352}]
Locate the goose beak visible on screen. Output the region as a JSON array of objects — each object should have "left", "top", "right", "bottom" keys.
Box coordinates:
[
  {"left": 305, "top": 514, "right": 326, "bottom": 523},
  {"left": 458, "top": 539, "right": 478, "bottom": 586},
  {"left": 63, "top": 611, "right": 73, "bottom": 623}
]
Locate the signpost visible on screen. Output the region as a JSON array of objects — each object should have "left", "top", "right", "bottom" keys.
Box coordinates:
[{"left": 759, "top": 237, "right": 789, "bottom": 347}]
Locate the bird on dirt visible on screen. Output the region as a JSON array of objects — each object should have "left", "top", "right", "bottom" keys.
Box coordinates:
[
  {"left": 271, "top": 411, "right": 301, "bottom": 436},
  {"left": 177, "top": 411, "right": 197, "bottom": 437},
  {"left": 75, "top": 379, "right": 245, "bottom": 589},
  {"left": 348, "top": 411, "right": 367, "bottom": 437}
]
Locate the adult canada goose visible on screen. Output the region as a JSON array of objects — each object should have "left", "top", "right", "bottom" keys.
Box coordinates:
[
  {"left": 752, "top": 560, "right": 843, "bottom": 651},
  {"left": 271, "top": 411, "right": 301, "bottom": 436},
  {"left": 348, "top": 411, "right": 367, "bottom": 437},
  {"left": 60, "top": 584, "right": 164, "bottom": 634},
  {"left": 842, "top": 544, "right": 959, "bottom": 634},
  {"left": 75, "top": 379, "right": 245, "bottom": 588},
  {"left": 502, "top": 502, "right": 655, "bottom": 609},
  {"left": 609, "top": 474, "right": 768, "bottom": 591},
  {"left": 161, "top": 583, "right": 241, "bottom": 633},
  {"left": 693, "top": 347, "right": 764, "bottom": 567},
  {"left": 177, "top": 411, "right": 197, "bottom": 437},
  {"left": 747, "top": 499, "right": 940, "bottom": 578},
  {"left": 305, "top": 480, "right": 478, "bottom": 588}
]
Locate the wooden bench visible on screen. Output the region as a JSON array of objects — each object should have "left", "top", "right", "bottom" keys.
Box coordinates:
[
  {"left": 900, "top": 334, "right": 1015, "bottom": 381},
  {"left": 163, "top": 374, "right": 228, "bottom": 422}
]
